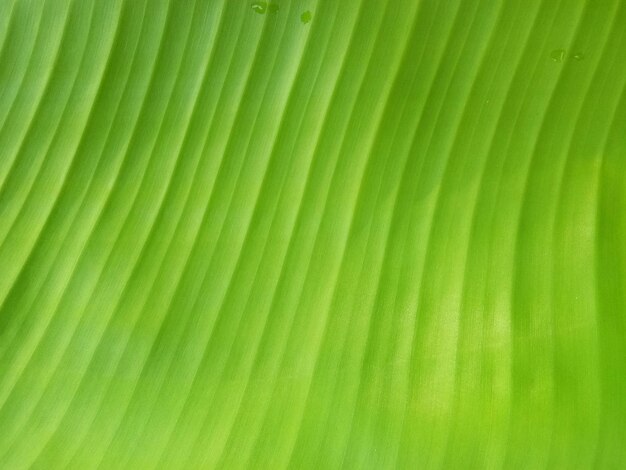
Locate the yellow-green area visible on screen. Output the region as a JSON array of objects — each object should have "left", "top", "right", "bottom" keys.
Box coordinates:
[{"left": 0, "top": 0, "right": 625, "bottom": 468}]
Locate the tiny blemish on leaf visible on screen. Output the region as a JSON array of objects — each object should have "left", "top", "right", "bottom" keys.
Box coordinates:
[
  {"left": 301, "top": 10, "right": 312, "bottom": 24},
  {"left": 252, "top": 1, "right": 267, "bottom": 14},
  {"left": 550, "top": 48, "right": 565, "bottom": 62}
]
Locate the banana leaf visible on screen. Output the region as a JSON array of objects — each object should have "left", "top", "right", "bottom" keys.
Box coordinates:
[{"left": 0, "top": 0, "right": 624, "bottom": 467}]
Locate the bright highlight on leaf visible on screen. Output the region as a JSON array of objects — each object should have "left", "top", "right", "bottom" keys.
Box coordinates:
[{"left": 0, "top": 0, "right": 625, "bottom": 468}]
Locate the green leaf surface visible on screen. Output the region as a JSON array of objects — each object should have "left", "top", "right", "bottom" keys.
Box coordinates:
[{"left": 0, "top": 0, "right": 625, "bottom": 468}]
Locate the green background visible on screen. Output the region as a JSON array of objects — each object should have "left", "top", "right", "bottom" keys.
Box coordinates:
[{"left": 0, "top": 0, "right": 624, "bottom": 467}]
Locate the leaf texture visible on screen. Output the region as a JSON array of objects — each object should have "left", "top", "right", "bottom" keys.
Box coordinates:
[{"left": 0, "top": 0, "right": 625, "bottom": 468}]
